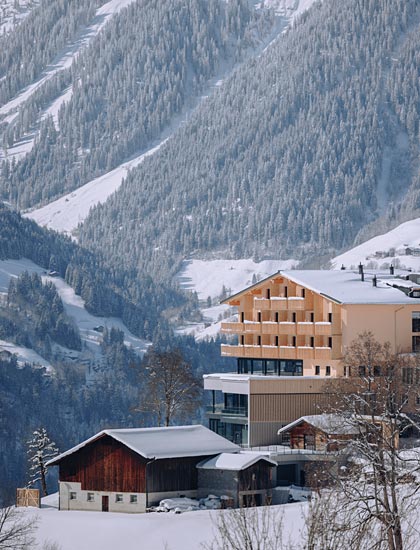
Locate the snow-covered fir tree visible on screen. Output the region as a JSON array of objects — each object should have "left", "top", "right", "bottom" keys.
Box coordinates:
[{"left": 26, "top": 427, "right": 59, "bottom": 496}]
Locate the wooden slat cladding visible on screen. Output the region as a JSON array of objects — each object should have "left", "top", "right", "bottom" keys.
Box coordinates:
[
  {"left": 239, "top": 462, "right": 272, "bottom": 492},
  {"left": 59, "top": 435, "right": 146, "bottom": 493},
  {"left": 250, "top": 378, "right": 336, "bottom": 395},
  {"left": 148, "top": 456, "right": 209, "bottom": 493},
  {"left": 250, "top": 393, "right": 331, "bottom": 423}
]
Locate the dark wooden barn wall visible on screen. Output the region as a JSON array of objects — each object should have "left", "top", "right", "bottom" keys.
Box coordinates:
[
  {"left": 148, "top": 456, "right": 210, "bottom": 493},
  {"left": 59, "top": 435, "right": 147, "bottom": 492},
  {"left": 239, "top": 461, "right": 272, "bottom": 492}
]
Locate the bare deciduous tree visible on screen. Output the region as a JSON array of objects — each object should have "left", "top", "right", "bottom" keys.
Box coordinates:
[
  {"left": 0, "top": 506, "right": 37, "bottom": 550},
  {"left": 203, "top": 506, "right": 294, "bottom": 550},
  {"left": 307, "top": 332, "right": 420, "bottom": 550},
  {"left": 139, "top": 349, "right": 201, "bottom": 426}
]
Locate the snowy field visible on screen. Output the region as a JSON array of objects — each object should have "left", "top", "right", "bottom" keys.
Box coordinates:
[
  {"left": 332, "top": 218, "right": 420, "bottom": 272},
  {"left": 174, "top": 258, "right": 298, "bottom": 341},
  {"left": 23, "top": 493, "right": 307, "bottom": 550},
  {"left": 0, "top": 339, "right": 52, "bottom": 371},
  {"left": 0, "top": 258, "right": 149, "bottom": 363}
]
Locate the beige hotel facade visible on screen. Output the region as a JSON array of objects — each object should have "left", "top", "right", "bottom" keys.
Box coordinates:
[{"left": 204, "top": 268, "right": 420, "bottom": 446}]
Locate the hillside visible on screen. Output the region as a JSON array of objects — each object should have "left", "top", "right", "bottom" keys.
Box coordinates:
[{"left": 76, "top": 0, "right": 420, "bottom": 281}]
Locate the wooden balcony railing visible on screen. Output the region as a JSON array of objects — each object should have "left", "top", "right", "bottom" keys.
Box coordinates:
[
  {"left": 314, "top": 322, "right": 332, "bottom": 336},
  {"left": 296, "top": 322, "right": 314, "bottom": 335}
]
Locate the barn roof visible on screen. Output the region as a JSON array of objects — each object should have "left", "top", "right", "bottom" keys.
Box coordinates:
[
  {"left": 47, "top": 425, "right": 240, "bottom": 466},
  {"left": 196, "top": 452, "right": 276, "bottom": 471}
]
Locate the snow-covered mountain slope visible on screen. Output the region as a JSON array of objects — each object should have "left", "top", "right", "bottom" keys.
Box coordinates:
[
  {"left": 331, "top": 218, "right": 420, "bottom": 271},
  {"left": 23, "top": 140, "right": 166, "bottom": 236},
  {"left": 0, "top": 339, "right": 52, "bottom": 371},
  {"left": 0, "top": 258, "right": 149, "bottom": 359},
  {"left": 174, "top": 258, "right": 298, "bottom": 341},
  {"left": 23, "top": 0, "right": 320, "bottom": 236},
  {"left": 0, "top": 0, "right": 40, "bottom": 34},
  {"left": 0, "top": 0, "right": 135, "bottom": 120}
]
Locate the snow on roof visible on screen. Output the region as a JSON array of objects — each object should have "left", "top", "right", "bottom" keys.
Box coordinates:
[
  {"left": 196, "top": 452, "right": 276, "bottom": 471},
  {"left": 280, "top": 269, "right": 420, "bottom": 304},
  {"left": 224, "top": 268, "right": 420, "bottom": 305},
  {"left": 277, "top": 414, "right": 361, "bottom": 436},
  {"left": 47, "top": 425, "right": 240, "bottom": 466}
]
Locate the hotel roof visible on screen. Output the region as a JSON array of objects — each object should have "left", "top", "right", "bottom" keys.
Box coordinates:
[{"left": 222, "top": 269, "right": 420, "bottom": 305}]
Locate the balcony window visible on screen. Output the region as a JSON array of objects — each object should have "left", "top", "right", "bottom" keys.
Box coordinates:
[
  {"left": 413, "top": 312, "right": 420, "bottom": 333},
  {"left": 224, "top": 393, "right": 248, "bottom": 416}
]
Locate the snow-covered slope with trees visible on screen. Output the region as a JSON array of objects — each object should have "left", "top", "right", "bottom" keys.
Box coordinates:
[
  {"left": 0, "top": 258, "right": 149, "bottom": 361},
  {"left": 331, "top": 218, "right": 420, "bottom": 271}
]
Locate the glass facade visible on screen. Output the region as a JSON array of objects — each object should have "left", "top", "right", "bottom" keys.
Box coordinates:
[
  {"left": 209, "top": 418, "right": 248, "bottom": 445},
  {"left": 237, "top": 358, "right": 303, "bottom": 376}
]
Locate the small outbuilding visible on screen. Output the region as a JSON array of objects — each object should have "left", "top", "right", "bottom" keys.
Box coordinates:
[
  {"left": 197, "top": 452, "right": 276, "bottom": 507},
  {"left": 47, "top": 425, "right": 239, "bottom": 513}
]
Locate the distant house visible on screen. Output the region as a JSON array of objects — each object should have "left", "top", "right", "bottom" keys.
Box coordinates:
[
  {"left": 277, "top": 414, "right": 359, "bottom": 452},
  {"left": 47, "top": 425, "right": 239, "bottom": 513},
  {"left": 0, "top": 349, "right": 13, "bottom": 361},
  {"left": 197, "top": 453, "right": 276, "bottom": 507},
  {"left": 405, "top": 247, "right": 420, "bottom": 256},
  {"left": 277, "top": 414, "right": 398, "bottom": 452}
]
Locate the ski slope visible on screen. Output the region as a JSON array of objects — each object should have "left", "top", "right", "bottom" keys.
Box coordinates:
[
  {"left": 0, "top": 339, "right": 52, "bottom": 371},
  {"left": 331, "top": 218, "right": 420, "bottom": 271}
]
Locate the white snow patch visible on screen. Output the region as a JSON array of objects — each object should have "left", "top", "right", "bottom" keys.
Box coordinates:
[
  {"left": 258, "top": 0, "right": 319, "bottom": 19},
  {"left": 0, "top": 0, "right": 40, "bottom": 34},
  {"left": 0, "top": 339, "right": 53, "bottom": 371},
  {"left": 331, "top": 218, "right": 420, "bottom": 272}
]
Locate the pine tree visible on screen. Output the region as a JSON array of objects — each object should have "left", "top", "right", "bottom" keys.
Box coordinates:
[{"left": 26, "top": 428, "right": 59, "bottom": 496}]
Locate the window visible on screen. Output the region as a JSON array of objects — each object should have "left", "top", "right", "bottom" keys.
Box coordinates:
[
  {"left": 310, "top": 337, "right": 314, "bottom": 348},
  {"left": 359, "top": 366, "right": 366, "bottom": 376},
  {"left": 328, "top": 337, "right": 332, "bottom": 348},
  {"left": 413, "top": 336, "right": 420, "bottom": 353},
  {"left": 413, "top": 313, "right": 420, "bottom": 332},
  {"left": 130, "top": 495, "right": 137, "bottom": 504},
  {"left": 373, "top": 366, "right": 381, "bottom": 377},
  {"left": 326, "top": 366, "right": 331, "bottom": 376},
  {"left": 241, "top": 335, "right": 245, "bottom": 346},
  {"left": 257, "top": 335, "right": 261, "bottom": 346},
  {"left": 284, "top": 286, "right": 288, "bottom": 298},
  {"left": 115, "top": 494, "right": 123, "bottom": 503},
  {"left": 292, "top": 336, "right": 296, "bottom": 347},
  {"left": 275, "top": 312, "right": 279, "bottom": 323},
  {"left": 328, "top": 313, "right": 332, "bottom": 323},
  {"left": 416, "top": 395, "right": 420, "bottom": 406},
  {"left": 257, "top": 311, "right": 262, "bottom": 322},
  {"left": 403, "top": 368, "right": 414, "bottom": 384},
  {"left": 241, "top": 312, "right": 245, "bottom": 322},
  {"left": 315, "top": 365, "right": 320, "bottom": 375},
  {"left": 87, "top": 493, "right": 94, "bottom": 502},
  {"left": 275, "top": 336, "right": 279, "bottom": 347},
  {"left": 302, "top": 288, "right": 306, "bottom": 298},
  {"left": 70, "top": 492, "right": 77, "bottom": 500},
  {"left": 310, "top": 312, "right": 314, "bottom": 322},
  {"left": 292, "top": 313, "right": 296, "bottom": 323},
  {"left": 267, "top": 288, "right": 271, "bottom": 299}
]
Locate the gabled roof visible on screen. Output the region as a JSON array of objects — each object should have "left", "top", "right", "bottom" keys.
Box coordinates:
[
  {"left": 277, "top": 414, "right": 360, "bottom": 436},
  {"left": 47, "top": 425, "right": 240, "bottom": 466},
  {"left": 222, "top": 269, "right": 420, "bottom": 305},
  {"left": 196, "top": 452, "right": 276, "bottom": 471}
]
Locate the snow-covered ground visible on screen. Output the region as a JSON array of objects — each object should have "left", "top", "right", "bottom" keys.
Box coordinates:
[
  {"left": 331, "top": 218, "right": 420, "bottom": 271},
  {"left": 22, "top": 493, "right": 307, "bottom": 550},
  {"left": 258, "top": 0, "right": 319, "bottom": 19},
  {"left": 174, "top": 258, "right": 298, "bottom": 340},
  {"left": 0, "top": 258, "right": 149, "bottom": 364}
]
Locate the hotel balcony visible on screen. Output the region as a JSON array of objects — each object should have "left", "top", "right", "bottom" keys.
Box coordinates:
[
  {"left": 314, "top": 322, "right": 332, "bottom": 336},
  {"left": 296, "top": 322, "right": 314, "bottom": 335},
  {"left": 297, "top": 347, "right": 315, "bottom": 360},
  {"left": 206, "top": 404, "right": 248, "bottom": 417},
  {"left": 315, "top": 347, "right": 332, "bottom": 360}
]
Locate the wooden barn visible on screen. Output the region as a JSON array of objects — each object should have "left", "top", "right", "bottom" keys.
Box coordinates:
[
  {"left": 197, "top": 453, "right": 276, "bottom": 507},
  {"left": 47, "top": 425, "right": 239, "bottom": 513}
]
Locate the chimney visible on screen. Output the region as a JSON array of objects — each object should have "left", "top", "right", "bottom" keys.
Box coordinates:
[
  {"left": 390, "top": 265, "right": 394, "bottom": 275},
  {"left": 341, "top": 264, "right": 346, "bottom": 270},
  {"left": 372, "top": 275, "right": 377, "bottom": 287}
]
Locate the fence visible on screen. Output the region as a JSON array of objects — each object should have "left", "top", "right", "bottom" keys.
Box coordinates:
[{"left": 16, "top": 488, "right": 40, "bottom": 508}]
